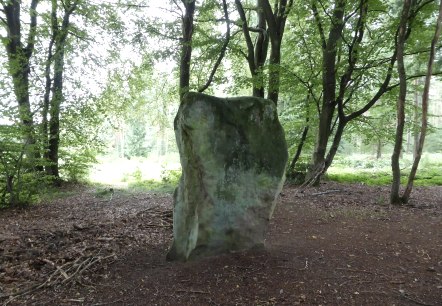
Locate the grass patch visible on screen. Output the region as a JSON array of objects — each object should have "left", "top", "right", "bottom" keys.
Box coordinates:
[
  {"left": 326, "top": 171, "right": 391, "bottom": 186},
  {"left": 328, "top": 154, "right": 442, "bottom": 186},
  {"left": 128, "top": 179, "right": 178, "bottom": 194},
  {"left": 126, "top": 168, "right": 181, "bottom": 194}
]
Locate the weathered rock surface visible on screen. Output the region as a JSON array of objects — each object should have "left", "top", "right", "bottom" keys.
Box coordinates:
[{"left": 167, "top": 92, "right": 288, "bottom": 261}]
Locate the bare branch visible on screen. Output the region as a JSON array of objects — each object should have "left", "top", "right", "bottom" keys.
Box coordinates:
[{"left": 198, "top": 0, "right": 230, "bottom": 92}]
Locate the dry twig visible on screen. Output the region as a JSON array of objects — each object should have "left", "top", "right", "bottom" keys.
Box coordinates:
[{"left": 0, "top": 253, "right": 115, "bottom": 305}]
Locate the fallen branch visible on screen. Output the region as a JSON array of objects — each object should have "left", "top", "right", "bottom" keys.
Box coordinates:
[
  {"left": 176, "top": 289, "right": 208, "bottom": 294},
  {"left": 400, "top": 292, "right": 434, "bottom": 306},
  {"left": 336, "top": 268, "right": 375, "bottom": 274},
  {"left": 311, "top": 189, "right": 341, "bottom": 196},
  {"left": 0, "top": 253, "right": 115, "bottom": 305}
]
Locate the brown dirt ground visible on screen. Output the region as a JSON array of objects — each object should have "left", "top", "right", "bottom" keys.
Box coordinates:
[{"left": 0, "top": 182, "right": 441, "bottom": 306}]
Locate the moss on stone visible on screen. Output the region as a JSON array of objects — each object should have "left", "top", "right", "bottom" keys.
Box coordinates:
[{"left": 167, "top": 92, "right": 288, "bottom": 261}]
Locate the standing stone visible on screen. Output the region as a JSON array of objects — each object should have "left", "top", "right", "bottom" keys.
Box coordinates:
[{"left": 167, "top": 92, "right": 288, "bottom": 261}]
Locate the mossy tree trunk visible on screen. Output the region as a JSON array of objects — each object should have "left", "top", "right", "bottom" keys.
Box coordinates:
[{"left": 2, "top": 0, "right": 41, "bottom": 170}]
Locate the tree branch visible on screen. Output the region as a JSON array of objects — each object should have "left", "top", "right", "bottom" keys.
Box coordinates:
[
  {"left": 337, "top": 0, "right": 368, "bottom": 119},
  {"left": 198, "top": 0, "right": 230, "bottom": 92},
  {"left": 260, "top": 0, "right": 279, "bottom": 45},
  {"left": 25, "top": 0, "right": 39, "bottom": 58},
  {"left": 386, "top": 70, "right": 442, "bottom": 91},
  {"left": 311, "top": 1, "right": 326, "bottom": 49},
  {"left": 346, "top": 0, "right": 420, "bottom": 122},
  {"left": 235, "top": 0, "right": 256, "bottom": 73}
]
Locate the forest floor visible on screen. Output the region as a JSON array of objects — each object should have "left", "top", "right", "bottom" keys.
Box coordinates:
[{"left": 0, "top": 182, "right": 441, "bottom": 306}]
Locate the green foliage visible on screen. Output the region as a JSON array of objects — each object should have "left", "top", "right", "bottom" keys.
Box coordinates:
[
  {"left": 127, "top": 121, "right": 149, "bottom": 158},
  {"left": 160, "top": 167, "right": 181, "bottom": 183},
  {"left": 125, "top": 168, "right": 181, "bottom": 194},
  {"left": 328, "top": 154, "right": 442, "bottom": 186},
  {"left": 425, "top": 129, "right": 442, "bottom": 152},
  {"left": 0, "top": 125, "right": 48, "bottom": 207},
  {"left": 59, "top": 148, "right": 97, "bottom": 182}
]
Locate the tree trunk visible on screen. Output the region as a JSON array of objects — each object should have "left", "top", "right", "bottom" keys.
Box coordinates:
[
  {"left": 253, "top": 1, "right": 268, "bottom": 98},
  {"left": 267, "top": 42, "right": 281, "bottom": 104},
  {"left": 310, "top": 103, "right": 335, "bottom": 174},
  {"left": 235, "top": 0, "right": 268, "bottom": 98},
  {"left": 376, "top": 139, "right": 382, "bottom": 159},
  {"left": 260, "top": 0, "right": 293, "bottom": 105},
  {"left": 390, "top": 0, "right": 412, "bottom": 205},
  {"left": 412, "top": 78, "right": 420, "bottom": 159},
  {"left": 46, "top": 0, "right": 78, "bottom": 180},
  {"left": 401, "top": 0, "right": 442, "bottom": 203},
  {"left": 308, "top": 0, "right": 345, "bottom": 182},
  {"left": 2, "top": 0, "right": 41, "bottom": 170},
  {"left": 42, "top": 37, "right": 55, "bottom": 166},
  {"left": 47, "top": 46, "right": 65, "bottom": 178},
  {"left": 288, "top": 125, "right": 309, "bottom": 172},
  {"left": 324, "top": 120, "right": 346, "bottom": 172},
  {"left": 179, "top": 0, "right": 196, "bottom": 101}
]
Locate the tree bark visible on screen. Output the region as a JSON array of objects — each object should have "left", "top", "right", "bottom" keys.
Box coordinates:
[
  {"left": 307, "top": 0, "right": 345, "bottom": 183},
  {"left": 46, "top": 0, "right": 78, "bottom": 179},
  {"left": 1, "top": 0, "right": 41, "bottom": 169},
  {"left": 376, "top": 139, "right": 382, "bottom": 159},
  {"left": 253, "top": 1, "right": 268, "bottom": 98},
  {"left": 198, "top": 0, "right": 229, "bottom": 93},
  {"left": 235, "top": 0, "right": 268, "bottom": 98},
  {"left": 260, "top": 0, "right": 293, "bottom": 105},
  {"left": 179, "top": 0, "right": 196, "bottom": 101},
  {"left": 288, "top": 125, "right": 309, "bottom": 174},
  {"left": 390, "top": 0, "right": 412, "bottom": 205},
  {"left": 42, "top": 36, "right": 55, "bottom": 166},
  {"left": 401, "top": 0, "right": 442, "bottom": 203},
  {"left": 412, "top": 78, "right": 420, "bottom": 159}
]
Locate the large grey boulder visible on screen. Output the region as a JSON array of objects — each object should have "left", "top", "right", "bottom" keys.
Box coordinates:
[{"left": 167, "top": 92, "right": 288, "bottom": 261}]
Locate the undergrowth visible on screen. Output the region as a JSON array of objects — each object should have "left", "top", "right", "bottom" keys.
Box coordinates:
[
  {"left": 328, "top": 154, "right": 442, "bottom": 186},
  {"left": 126, "top": 168, "right": 181, "bottom": 194}
]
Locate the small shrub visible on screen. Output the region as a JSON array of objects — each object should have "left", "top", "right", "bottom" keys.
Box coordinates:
[{"left": 160, "top": 168, "right": 181, "bottom": 184}]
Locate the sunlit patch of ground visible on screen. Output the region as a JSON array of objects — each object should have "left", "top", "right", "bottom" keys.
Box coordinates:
[{"left": 88, "top": 155, "right": 181, "bottom": 187}]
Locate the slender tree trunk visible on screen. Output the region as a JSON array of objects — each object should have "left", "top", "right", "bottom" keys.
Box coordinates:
[
  {"left": 179, "top": 0, "right": 196, "bottom": 101},
  {"left": 401, "top": 0, "right": 442, "bottom": 203},
  {"left": 288, "top": 125, "right": 309, "bottom": 172},
  {"left": 391, "top": 0, "right": 412, "bottom": 205},
  {"left": 412, "top": 78, "right": 420, "bottom": 159},
  {"left": 42, "top": 37, "right": 55, "bottom": 165},
  {"left": 253, "top": 1, "right": 268, "bottom": 98},
  {"left": 324, "top": 120, "right": 346, "bottom": 172},
  {"left": 376, "top": 139, "right": 382, "bottom": 159}
]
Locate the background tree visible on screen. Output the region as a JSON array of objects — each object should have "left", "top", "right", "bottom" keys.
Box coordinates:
[
  {"left": 300, "top": 0, "right": 436, "bottom": 185},
  {"left": 44, "top": 0, "right": 80, "bottom": 179},
  {"left": 1, "top": 0, "right": 41, "bottom": 168},
  {"left": 391, "top": 0, "right": 442, "bottom": 204},
  {"left": 391, "top": 0, "right": 413, "bottom": 205}
]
